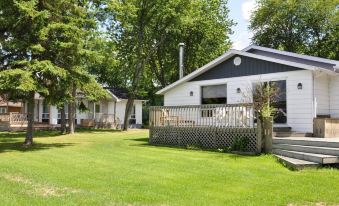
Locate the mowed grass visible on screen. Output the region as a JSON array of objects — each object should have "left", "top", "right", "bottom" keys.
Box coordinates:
[{"left": 0, "top": 130, "right": 338, "bottom": 206}]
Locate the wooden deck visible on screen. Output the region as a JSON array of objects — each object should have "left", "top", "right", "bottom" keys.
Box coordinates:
[{"left": 0, "top": 122, "right": 60, "bottom": 131}]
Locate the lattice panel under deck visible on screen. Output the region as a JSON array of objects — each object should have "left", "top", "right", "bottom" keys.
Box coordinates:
[{"left": 149, "top": 126, "right": 259, "bottom": 153}]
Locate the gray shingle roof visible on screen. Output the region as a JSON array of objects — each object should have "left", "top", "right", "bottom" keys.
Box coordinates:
[{"left": 105, "top": 87, "right": 144, "bottom": 100}]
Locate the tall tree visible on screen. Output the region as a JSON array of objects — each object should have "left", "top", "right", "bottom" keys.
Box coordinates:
[
  {"left": 0, "top": 0, "right": 68, "bottom": 145},
  {"left": 250, "top": 0, "right": 339, "bottom": 60},
  {"left": 103, "top": 0, "right": 234, "bottom": 130},
  {"left": 37, "top": 1, "right": 107, "bottom": 134},
  {"left": 0, "top": 0, "right": 106, "bottom": 142}
]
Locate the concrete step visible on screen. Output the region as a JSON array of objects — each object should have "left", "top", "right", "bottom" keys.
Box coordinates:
[
  {"left": 273, "top": 144, "right": 339, "bottom": 156},
  {"left": 274, "top": 132, "right": 313, "bottom": 137},
  {"left": 274, "top": 155, "right": 320, "bottom": 170},
  {"left": 0, "top": 127, "right": 9, "bottom": 131},
  {"left": 273, "top": 149, "right": 339, "bottom": 164},
  {"left": 273, "top": 127, "right": 292, "bottom": 133},
  {"left": 0, "top": 122, "right": 10, "bottom": 131},
  {"left": 273, "top": 138, "right": 339, "bottom": 148}
]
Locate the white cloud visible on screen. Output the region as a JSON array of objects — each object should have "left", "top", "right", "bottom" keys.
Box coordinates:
[
  {"left": 241, "top": 0, "right": 256, "bottom": 21},
  {"left": 231, "top": 31, "right": 253, "bottom": 50}
]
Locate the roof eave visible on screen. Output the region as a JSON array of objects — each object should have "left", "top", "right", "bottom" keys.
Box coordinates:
[
  {"left": 243, "top": 45, "right": 339, "bottom": 65},
  {"left": 156, "top": 50, "right": 337, "bottom": 95},
  {"left": 106, "top": 89, "right": 121, "bottom": 102}
]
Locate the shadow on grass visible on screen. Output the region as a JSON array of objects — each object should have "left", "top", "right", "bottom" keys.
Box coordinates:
[
  {"left": 127, "top": 138, "right": 149, "bottom": 142},
  {"left": 0, "top": 130, "right": 78, "bottom": 153},
  {"left": 75, "top": 128, "right": 122, "bottom": 133},
  {"left": 0, "top": 131, "right": 63, "bottom": 140},
  {"left": 0, "top": 141, "right": 75, "bottom": 153},
  {"left": 129, "top": 139, "right": 256, "bottom": 159},
  {"left": 0, "top": 128, "right": 121, "bottom": 140}
]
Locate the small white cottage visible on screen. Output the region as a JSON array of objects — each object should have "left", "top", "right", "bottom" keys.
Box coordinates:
[
  {"left": 156, "top": 45, "right": 339, "bottom": 133},
  {"left": 0, "top": 87, "right": 145, "bottom": 130}
]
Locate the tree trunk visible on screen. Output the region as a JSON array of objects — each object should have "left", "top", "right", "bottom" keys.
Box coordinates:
[
  {"left": 60, "top": 105, "right": 66, "bottom": 134},
  {"left": 123, "top": 98, "right": 134, "bottom": 131},
  {"left": 24, "top": 92, "right": 35, "bottom": 146},
  {"left": 68, "top": 86, "right": 76, "bottom": 134}
]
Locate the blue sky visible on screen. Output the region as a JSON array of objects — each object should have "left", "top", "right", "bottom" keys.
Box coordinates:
[{"left": 228, "top": 0, "right": 256, "bottom": 50}]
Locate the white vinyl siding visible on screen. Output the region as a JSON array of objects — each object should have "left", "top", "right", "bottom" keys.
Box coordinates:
[
  {"left": 135, "top": 101, "right": 143, "bottom": 125},
  {"left": 163, "top": 70, "right": 314, "bottom": 133},
  {"left": 314, "top": 74, "right": 330, "bottom": 116},
  {"left": 33, "top": 99, "right": 143, "bottom": 126},
  {"left": 330, "top": 75, "right": 339, "bottom": 118},
  {"left": 115, "top": 100, "right": 143, "bottom": 125},
  {"left": 50, "top": 105, "right": 58, "bottom": 125}
]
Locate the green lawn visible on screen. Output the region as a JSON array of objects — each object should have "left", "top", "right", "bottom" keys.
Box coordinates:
[{"left": 0, "top": 130, "right": 338, "bottom": 206}]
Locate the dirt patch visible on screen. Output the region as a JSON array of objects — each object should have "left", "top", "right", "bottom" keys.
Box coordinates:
[{"left": 0, "top": 173, "right": 80, "bottom": 197}]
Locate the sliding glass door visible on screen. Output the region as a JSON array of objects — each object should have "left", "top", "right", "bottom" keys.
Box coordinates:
[
  {"left": 253, "top": 80, "right": 287, "bottom": 124},
  {"left": 270, "top": 80, "right": 287, "bottom": 124}
]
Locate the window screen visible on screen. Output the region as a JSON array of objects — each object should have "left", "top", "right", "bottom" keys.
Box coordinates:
[{"left": 201, "top": 84, "right": 227, "bottom": 104}]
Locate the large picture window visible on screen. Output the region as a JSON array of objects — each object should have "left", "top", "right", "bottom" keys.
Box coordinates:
[
  {"left": 201, "top": 84, "right": 227, "bottom": 105},
  {"left": 271, "top": 80, "right": 287, "bottom": 124}
]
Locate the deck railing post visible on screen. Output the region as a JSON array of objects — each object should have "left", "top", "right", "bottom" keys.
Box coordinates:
[
  {"left": 263, "top": 117, "right": 273, "bottom": 153},
  {"left": 149, "top": 107, "right": 152, "bottom": 127},
  {"left": 256, "top": 118, "right": 262, "bottom": 154}
]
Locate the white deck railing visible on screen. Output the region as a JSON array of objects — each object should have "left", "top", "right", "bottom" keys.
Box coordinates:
[
  {"left": 0, "top": 113, "right": 29, "bottom": 125},
  {"left": 149, "top": 104, "right": 256, "bottom": 128},
  {"left": 94, "top": 113, "right": 117, "bottom": 123},
  {"left": 0, "top": 114, "right": 10, "bottom": 122},
  {"left": 9, "top": 113, "right": 28, "bottom": 125}
]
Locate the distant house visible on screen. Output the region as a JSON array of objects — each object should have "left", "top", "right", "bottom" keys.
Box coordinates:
[
  {"left": 0, "top": 87, "right": 146, "bottom": 131},
  {"left": 156, "top": 45, "right": 339, "bottom": 134},
  {"left": 0, "top": 97, "right": 23, "bottom": 114}
]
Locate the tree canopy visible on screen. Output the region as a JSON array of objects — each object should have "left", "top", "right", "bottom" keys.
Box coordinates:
[
  {"left": 0, "top": 0, "right": 106, "bottom": 142},
  {"left": 90, "top": 0, "right": 234, "bottom": 129},
  {"left": 250, "top": 0, "right": 339, "bottom": 60}
]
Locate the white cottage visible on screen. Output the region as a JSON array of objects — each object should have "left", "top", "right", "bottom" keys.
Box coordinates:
[
  {"left": 156, "top": 45, "right": 339, "bottom": 134},
  {"left": 0, "top": 87, "right": 145, "bottom": 130}
]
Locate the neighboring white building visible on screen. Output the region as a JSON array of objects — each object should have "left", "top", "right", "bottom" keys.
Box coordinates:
[
  {"left": 0, "top": 88, "right": 145, "bottom": 130},
  {"left": 156, "top": 45, "right": 339, "bottom": 133}
]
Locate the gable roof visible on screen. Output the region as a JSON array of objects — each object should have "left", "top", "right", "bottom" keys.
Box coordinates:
[
  {"left": 105, "top": 87, "right": 145, "bottom": 101},
  {"left": 243, "top": 45, "right": 338, "bottom": 66},
  {"left": 243, "top": 45, "right": 339, "bottom": 72},
  {"left": 156, "top": 48, "right": 339, "bottom": 95}
]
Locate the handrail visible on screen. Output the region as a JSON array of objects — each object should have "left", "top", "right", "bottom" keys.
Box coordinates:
[
  {"left": 149, "top": 104, "right": 256, "bottom": 128},
  {"left": 9, "top": 112, "right": 28, "bottom": 125},
  {"left": 150, "top": 103, "right": 253, "bottom": 110},
  {"left": 0, "top": 114, "right": 10, "bottom": 122}
]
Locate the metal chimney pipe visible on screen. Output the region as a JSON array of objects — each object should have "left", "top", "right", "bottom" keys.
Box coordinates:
[{"left": 179, "top": 43, "right": 185, "bottom": 79}]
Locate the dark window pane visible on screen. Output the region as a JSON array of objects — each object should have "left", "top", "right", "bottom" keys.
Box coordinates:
[
  {"left": 95, "top": 104, "right": 100, "bottom": 113},
  {"left": 202, "top": 84, "right": 227, "bottom": 105},
  {"left": 202, "top": 97, "right": 227, "bottom": 104}
]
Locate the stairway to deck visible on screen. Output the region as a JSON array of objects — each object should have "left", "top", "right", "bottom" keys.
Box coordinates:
[
  {"left": 273, "top": 127, "right": 313, "bottom": 137},
  {"left": 0, "top": 121, "right": 10, "bottom": 131},
  {"left": 273, "top": 137, "right": 339, "bottom": 170}
]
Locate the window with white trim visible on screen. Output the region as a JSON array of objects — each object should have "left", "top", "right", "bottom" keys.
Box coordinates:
[
  {"left": 201, "top": 84, "right": 227, "bottom": 104},
  {"left": 201, "top": 84, "right": 227, "bottom": 117},
  {"left": 0, "top": 107, "right": 7, "bottom": 114}
]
